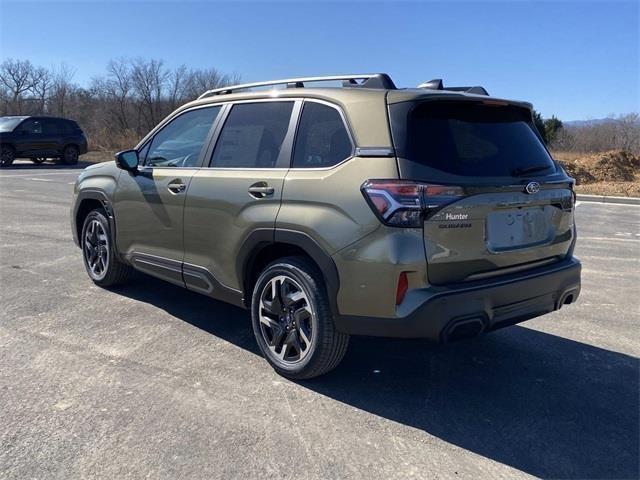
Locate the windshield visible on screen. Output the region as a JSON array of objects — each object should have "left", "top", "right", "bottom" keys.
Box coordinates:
[
  {"left": 391, "top": 101, "right": 556, "bottom": 177},
  {"left": 0, "top": 117, "right": 25, "bottom": 133}
]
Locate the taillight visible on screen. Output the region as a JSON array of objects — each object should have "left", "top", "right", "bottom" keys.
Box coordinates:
[
  {"left": 396, "top": 272, "right": 409, "bottom": 305},
  {"left": 361, "top": 180, "right": 465, "bottom": 227}
]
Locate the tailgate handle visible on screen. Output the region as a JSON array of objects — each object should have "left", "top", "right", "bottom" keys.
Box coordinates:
[{"left": 497, "top": 201, "right": 531, "bottom": 207}]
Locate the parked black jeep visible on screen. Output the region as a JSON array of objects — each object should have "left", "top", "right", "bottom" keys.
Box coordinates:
[{"left": 0, "top": 116, "right": 88, "bottom": 167}]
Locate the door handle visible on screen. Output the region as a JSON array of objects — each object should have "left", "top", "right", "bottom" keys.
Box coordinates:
[
  {"left": 248, "top": 184, "right": 275, "bottom": 198},
  {"left": 168, "top": 180, "right": 186, "bottom": 194}
]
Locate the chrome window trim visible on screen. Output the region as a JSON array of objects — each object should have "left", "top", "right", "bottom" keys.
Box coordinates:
[
  {"left": 138, "top": 165, "right": 203, "bottom": 172},
  {"left": 195, "top": 167, "right": 290, "bottom": 172}
]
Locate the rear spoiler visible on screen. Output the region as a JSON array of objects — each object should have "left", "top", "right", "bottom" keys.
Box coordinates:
[{"left": 417, "top": 79, "right": 489, "bottom": 96}]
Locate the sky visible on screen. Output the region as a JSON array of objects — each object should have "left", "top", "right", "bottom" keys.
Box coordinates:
[{"left": 0, "top": 0, "right": 638, "bottom": 121}]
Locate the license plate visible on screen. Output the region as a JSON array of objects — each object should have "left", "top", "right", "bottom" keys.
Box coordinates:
[{"left": 486, "top": 208, "right": 552, "bottom": 251}]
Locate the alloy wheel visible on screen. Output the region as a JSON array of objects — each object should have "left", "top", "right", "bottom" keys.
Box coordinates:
[
  {"left": 83, "top": 219, "right": 109, "bottom": 280},
  {"left": 0, "top": 147, "right": 14, "bottom": 166},
  {"left": 65, "top": 146, "right": 79, "bottom": 163},
  {"left": 258, "top": 275, "right": 315, "bottom": 364}
]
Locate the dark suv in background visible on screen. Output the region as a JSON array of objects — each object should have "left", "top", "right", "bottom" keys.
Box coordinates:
[{"left": 0, "top": 115, "right": 88, "bottom": 167}]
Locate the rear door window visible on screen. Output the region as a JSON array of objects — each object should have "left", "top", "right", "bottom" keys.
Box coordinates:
[
  {"left": 392, "top": 101, "right": 556, "bottom": 177},
  {"left": 210, "top": 102, "right": 294, "bottom": 168},
  {"left": 21, "top": 119, "right": 42, "bottom": 135},
  {"left": 292, "top": 102, "right": 352, "bottom": 168}
]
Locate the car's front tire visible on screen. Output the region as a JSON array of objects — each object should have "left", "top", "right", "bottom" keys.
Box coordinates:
[
  {"left": 0, "top": 145, "right": 15, "bottom": 167},
  {"left": 62, "top": 145, "right": 79, "bottom": 165},
  {"left": 81, "top": 209, "right": 134, "bottom": 287},
  {"left": 251, "top": 256, "right": 349, "bottom": 379}
]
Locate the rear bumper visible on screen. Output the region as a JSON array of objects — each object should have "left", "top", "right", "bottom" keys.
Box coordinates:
[{"left": 335, "top": 257, "right": 581, "bottom": 341}]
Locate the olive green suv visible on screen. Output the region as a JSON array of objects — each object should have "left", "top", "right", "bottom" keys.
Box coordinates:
[{"left": 71, "top": 73, "right": 581, "bottom": 379}]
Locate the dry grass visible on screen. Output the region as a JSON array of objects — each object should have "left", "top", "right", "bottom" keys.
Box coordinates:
[
  {"left": 88, "top": 128, "right": 141, "bottom": 153},
  {"left": 552, "top": 150, "right": 639, "bottom": 196},
  {"left": 552, "top": 151, "right": 585, "bottom": 163},
  {"left": 82, "top": 151, "right": 116, "bottom": 164},
  {"left": 574, "top": 181, "right": 640, "bottom": 197}
]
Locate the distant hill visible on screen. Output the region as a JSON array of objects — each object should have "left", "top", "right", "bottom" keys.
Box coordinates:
[{"left": 564, "top": 118, "right": 620, "bottom": 127}]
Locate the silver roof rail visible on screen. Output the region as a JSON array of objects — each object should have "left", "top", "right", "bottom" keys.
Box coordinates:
[{"left": 198, "top": 73, "right": 396, "bottom": 99}]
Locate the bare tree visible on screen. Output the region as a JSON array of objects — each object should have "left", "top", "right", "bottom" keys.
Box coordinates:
[
  {"left": 552, "top": 114, "right": 640, "bottom": 155},
  {"left": 184, "top": 67, "right": 238, "bottom": 100},
  {"left": 49, "top": 63, "right": 77, "bottom": 117},
  {"left": 131, "top": 58, "right": 169, "bottom": 131},
  {"left": 168, "top": 64, "right": 189, "bottom": 110},
  {"left": 0, "top": 59, "right": 41, "bottom": 114},
  {"left": 30, "top": 66, "right": 52, "bottom": 113},
  {"left": 103, "top": 58, "right": 133, "bottom": 131},
  {"left": 615, "top": 113, "right": 640, "bottom": 153},
  {"left": 0, "top": 57, "right": 242, "bottom": 149}
]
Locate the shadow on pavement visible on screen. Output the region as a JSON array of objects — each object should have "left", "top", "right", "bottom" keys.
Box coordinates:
[{"left": 115, "top": 275, "right": 639, "bottom": 479}]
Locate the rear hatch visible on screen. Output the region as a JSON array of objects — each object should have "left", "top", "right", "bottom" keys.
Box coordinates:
[{"left": 388, "top": 98, "right": 575, "bottom": 285}]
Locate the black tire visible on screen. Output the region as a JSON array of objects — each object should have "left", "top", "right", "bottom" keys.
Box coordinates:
[
  {"left": 62, "top": 145, "right": 79, "bottom": 165},
  {"left": 81, "top": 209, "right": 134, "bottom": 287},
  {"left": 1, "top": 145, "right": 15, "bottom": 167},
  {"left": 251, "top": 256, "right": 349, "bottom": 379},
  {"left": 32, "top": 157, "right": 47, "bottom": 164}
]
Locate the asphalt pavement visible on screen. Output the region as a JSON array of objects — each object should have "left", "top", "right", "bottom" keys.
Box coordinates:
[{"left": 1, "top": 161, "right": 638, "bottom": 479}]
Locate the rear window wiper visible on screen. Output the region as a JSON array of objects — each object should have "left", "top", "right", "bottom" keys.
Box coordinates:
[{"left": 511, "top": 164, "right": 552, "bottom": 176}]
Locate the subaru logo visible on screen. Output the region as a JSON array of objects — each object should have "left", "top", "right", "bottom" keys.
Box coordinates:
[{"left": 525, "top": 181, "right": 540, "bottom": 194}]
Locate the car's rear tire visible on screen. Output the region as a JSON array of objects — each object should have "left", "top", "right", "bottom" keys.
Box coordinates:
[
  {"left": 32, "top": 157, "right": 47, "bottom": 164},
  {"left": 81, "top": 209, "right": 134, "bottom": 287},
  {"left": 1, "top": 145, "right": 15, "bottom": 167},
  {"left": 62, "top": 145, "right": 79, "bottom": 165},
  {"left": 251, "top": 256, "right": 349, "bottom": 379}
]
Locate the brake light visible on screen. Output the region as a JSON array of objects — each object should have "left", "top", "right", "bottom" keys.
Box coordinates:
[
  {"left": 482, "top": 100, "right": 509, "bottom": 107},
  {"left": 361, "top": 180, "right": 465, "bottom": 227},
  {"left": 396, "top": 272, "right": 409, "bottom": 305}
]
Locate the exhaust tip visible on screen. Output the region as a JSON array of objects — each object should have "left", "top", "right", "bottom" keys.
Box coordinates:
[
  {"left": 443, "top": 317, "right": 486, "bottom": 343},
  {"left": 558, "top": 290, "right": 578, "bottom": 309}
]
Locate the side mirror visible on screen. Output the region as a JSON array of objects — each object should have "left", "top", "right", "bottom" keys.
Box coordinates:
[{"left": 115, "top": 149, "right": 139, "bottom": 172}]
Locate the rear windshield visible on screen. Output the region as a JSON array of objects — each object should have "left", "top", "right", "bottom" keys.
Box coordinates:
[{"left": 391, "top": 101, "right": 555, "bottom": 177}]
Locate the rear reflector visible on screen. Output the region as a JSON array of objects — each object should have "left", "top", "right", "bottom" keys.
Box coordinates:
[
  {"left": 396, "top": 272, "right": 409, "bottom": 305},
  {"left": 361, "top": 180, "right": 465, "bottom": 227}
]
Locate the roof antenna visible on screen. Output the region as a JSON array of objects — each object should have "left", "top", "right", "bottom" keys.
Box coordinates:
[{"left": 418, "top": 79, "right": 443, "bottom": 90}]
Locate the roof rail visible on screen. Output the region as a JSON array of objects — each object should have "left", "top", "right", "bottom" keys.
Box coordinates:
[
  {"left": 198, "top": 73, "right": 396, "bottom": 99},
  {"left": 417, "top": 79, "right": 489, "bottom": 96}
]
